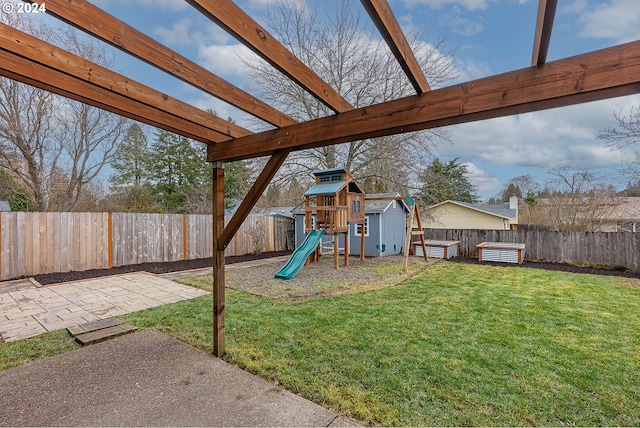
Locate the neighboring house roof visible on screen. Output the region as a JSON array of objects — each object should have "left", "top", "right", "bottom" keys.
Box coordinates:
[
  {"left": 427, "top": 200, "right": 517, "bottom": 220},
  {"left": 535, "top": 197, "right": 640, "bottom": 222},
  {"left": 0, "top": 200, "right": 10, "bottom": 211},
  {"left": 613, "top": 197, "right": 640, "bottom": 220},
  {"left": 292, "top": 202, "right": 305, "bottom": 215},
  {"left": 258, "top": 207, "right": 295, "bottom": 219}
]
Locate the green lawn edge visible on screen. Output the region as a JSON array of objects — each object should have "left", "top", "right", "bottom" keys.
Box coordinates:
[{"left": 2, "top": 262, "right": 639, "bottom": 426}]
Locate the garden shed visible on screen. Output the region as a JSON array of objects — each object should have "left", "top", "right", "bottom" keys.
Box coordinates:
[{"left": 294, "top": 192, "right": 409, "bottom": 257}]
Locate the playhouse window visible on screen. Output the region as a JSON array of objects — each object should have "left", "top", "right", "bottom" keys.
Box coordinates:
[
  {"left": 319, "top": 174, "right": 342, "bottom": 183},
  {"left": 352, "top": 199, "right": 361, "bottom": 214},
  {"left": 354, "top": 216, "right": 369, "bottom": 237}
]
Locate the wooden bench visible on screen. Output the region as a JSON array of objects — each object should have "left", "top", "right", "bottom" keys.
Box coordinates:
[
  {"left": 67, "top": 317, "right": 137, "bottom": 345},
  {"left": 476, "top": 242, "right": 526, "bottom": 264}
]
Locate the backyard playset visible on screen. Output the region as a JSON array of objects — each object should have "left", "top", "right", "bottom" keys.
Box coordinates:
[
  {"left": 276, "top": 168, "right": 428, "bottom": 279},
  {"left": 275, "top": 168, "right": 367, "bottom": 279}
]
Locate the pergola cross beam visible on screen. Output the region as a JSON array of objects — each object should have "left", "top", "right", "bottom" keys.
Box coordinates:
[
  {"left": 532, "top": 0, "right": 558, "bottom": 66},
  {"left": 0, "top": 23, "right": 239, "bottom": 143},
  {"left": 360, "top": 0, "right": 431, "bottom": 94},
  {"left": 208, "top": 40, "right": 640, "bottom": 162},
  {"left": 34, "top": 0, "right": 297, "bottom": 128},
  {"left": 186, "top": 0, "right": 354, "bottom": 114}
]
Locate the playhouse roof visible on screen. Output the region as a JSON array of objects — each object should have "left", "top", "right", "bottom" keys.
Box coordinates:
[
  {"left": 312, "top": 167, "right": 347, "bottom": 176},
  {"left": 303, "top": 181, "right": 348, "bottom": 196}
]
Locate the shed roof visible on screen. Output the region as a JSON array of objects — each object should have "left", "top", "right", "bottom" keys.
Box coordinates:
[
  {"left": 0, "top": 200, "right": 10, "bottom": 211},
  {"left": 426, "top": 200, "right": 517, "bottom": 220},
  {"left": 366, "top": 192, "right": 402, "bottom": 199},
  {"left": 365, "top": 193, "right": 410, "bottom": 213}
]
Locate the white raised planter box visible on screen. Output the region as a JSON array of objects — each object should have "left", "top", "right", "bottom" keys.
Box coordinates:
[
  {"left": 414, "top": 240, "right": 460, "bottom": 259},
  {"left": 476, "top": 242, "right": 526, "bottom": 265}
]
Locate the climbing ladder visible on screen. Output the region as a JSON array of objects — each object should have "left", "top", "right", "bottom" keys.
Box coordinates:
[{"left": 403, "top": 196, "right": 427, "bottom": 272}]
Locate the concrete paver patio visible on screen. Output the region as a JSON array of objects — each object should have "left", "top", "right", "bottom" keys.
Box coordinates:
[{"left": 0, "top": 272, "right": 208, "bottom": 342}]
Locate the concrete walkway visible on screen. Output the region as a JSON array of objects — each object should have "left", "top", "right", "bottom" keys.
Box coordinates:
[{"left": 0, "top": 328, "right": 357, "bottom": 426}]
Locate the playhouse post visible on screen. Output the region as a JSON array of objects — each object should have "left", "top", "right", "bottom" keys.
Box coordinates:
[
  {"left": 344, "top": 229, "right": 349, "bottom": 266},
  {"left": 333, "top": 234, "right": 339, "bottom": 269}
]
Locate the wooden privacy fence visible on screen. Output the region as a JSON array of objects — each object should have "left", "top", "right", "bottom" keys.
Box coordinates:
[
  {"left": 421, "top": 228, "right": 640, "bottom": 272},
  {"left": 0, "top": 212, "right": 293, "bottom": 281}
]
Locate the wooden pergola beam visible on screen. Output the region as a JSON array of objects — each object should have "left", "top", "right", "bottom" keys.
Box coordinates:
[
  {"left": 0, "top": 51, "right": 229, "bottom": 144},
  {"left": 186, "top": 0, "right": 354, "bottom": 113},
  {"left": 360, "top": 0, "right": 430, "bottom": 94},
  {"left": 209, "top": 40, "right": 640, "bottom": 162},
  {"left": 0, "top": 24, "right": 238, "bottom": 143},
  {"left": 35, "top": 0, "right": 296, "bottom": 128},
  {"left": 531, "top": 0, "right": 558, "bottom": 66}
]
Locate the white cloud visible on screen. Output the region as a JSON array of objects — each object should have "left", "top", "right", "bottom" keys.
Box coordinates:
[
  {"left": 444, "top": 95, "right": 640, "bottom": 172},
  {"left": 153, "top": 19, "right": 231, "bottom": 47},
  {"left": 138, "top": 0, "right": 187, "bottom": 12},
  {"left": 242, "top": 0, "right": 307, "bottom": 10},
  {"left": 454, "top": 57, "right": 493, "bottom": 82},
  {"left": 463, "top": 162, "right": 502, "bottom": 196},
  {"left": 401, "top": 0, "right": 497, "bottom": 11},
  {"left": 571, "top": 0, "right": 640, "bottom": 44},
  {"left": 198, "top": 43, "right": 257, "bottom": 79}
]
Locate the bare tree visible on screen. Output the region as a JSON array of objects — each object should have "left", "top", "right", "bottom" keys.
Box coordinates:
[
  {"left": 246, "top": 1, "right": 456, "bottom": 192},
  {"left": 0, "top": 16, "right": 127, "bottom": 211},
  {"left": 524, "top": 167, "right": 620, "bottom": 232},
  {"left": 597, "top": 106, "right": 640, "bottom": 177}
]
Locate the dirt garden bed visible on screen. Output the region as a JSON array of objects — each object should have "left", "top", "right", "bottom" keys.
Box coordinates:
[
  {"left": 220, "top": 255, "right": 433, "bottom": 301},
  {"left": 16, "top": 251, "right": 640, "bottom": 287},
  {"left": 30, "top": 251, "right": 292, "bottom": 285}
]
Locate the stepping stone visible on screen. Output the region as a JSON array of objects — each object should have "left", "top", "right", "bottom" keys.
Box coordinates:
[{"left": 67, "top": 317, "right": 137, "bottom": 346}]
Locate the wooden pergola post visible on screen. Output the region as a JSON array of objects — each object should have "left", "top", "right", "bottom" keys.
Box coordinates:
[{"left": 212, "top": 161, "right": 226, "bottom": 357}]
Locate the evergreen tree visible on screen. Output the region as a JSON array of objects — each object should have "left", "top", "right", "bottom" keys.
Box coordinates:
[
  {"left": 419, "top": 158, "right": 479, "bottom": 205},
  {"left": 224, "top": 160, "right": 251, "bottom": 210},
  {"left": 501, "top": 183, "right": 522, "bottom": 201},
  {"left": 110, "top": 123, "right": 149, "bottom": 187},
  {"left": 147, "top": 131, "right": 210, "bottom": 213}
]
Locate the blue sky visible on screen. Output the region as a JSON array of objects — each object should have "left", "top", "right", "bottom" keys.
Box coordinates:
[{"left": 44, "top": 1, "right": 640, "bottom": 198}]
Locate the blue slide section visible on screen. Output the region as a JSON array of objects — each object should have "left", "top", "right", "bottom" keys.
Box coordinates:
[{"left": 275, "top": 229, "right": 326, "bottom": 280}]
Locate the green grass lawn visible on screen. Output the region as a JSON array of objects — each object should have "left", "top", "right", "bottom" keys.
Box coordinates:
[{"left": 2, "top": 261, "right": 640, "bottom": 426}]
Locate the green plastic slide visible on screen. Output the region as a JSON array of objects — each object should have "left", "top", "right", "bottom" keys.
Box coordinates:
[{"left": 274, "top": 229, "right": 327, "bottom": 280}]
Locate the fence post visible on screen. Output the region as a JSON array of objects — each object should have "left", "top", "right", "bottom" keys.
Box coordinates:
[
  {"left": 108, "top": 213, "right": 113, "bottom": 269},
  {"left": 0, "top": 212, "right": 2, "bottom": 280},
  {"left": 183, "top": 214, "right": 188, "bottom": 260}
]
